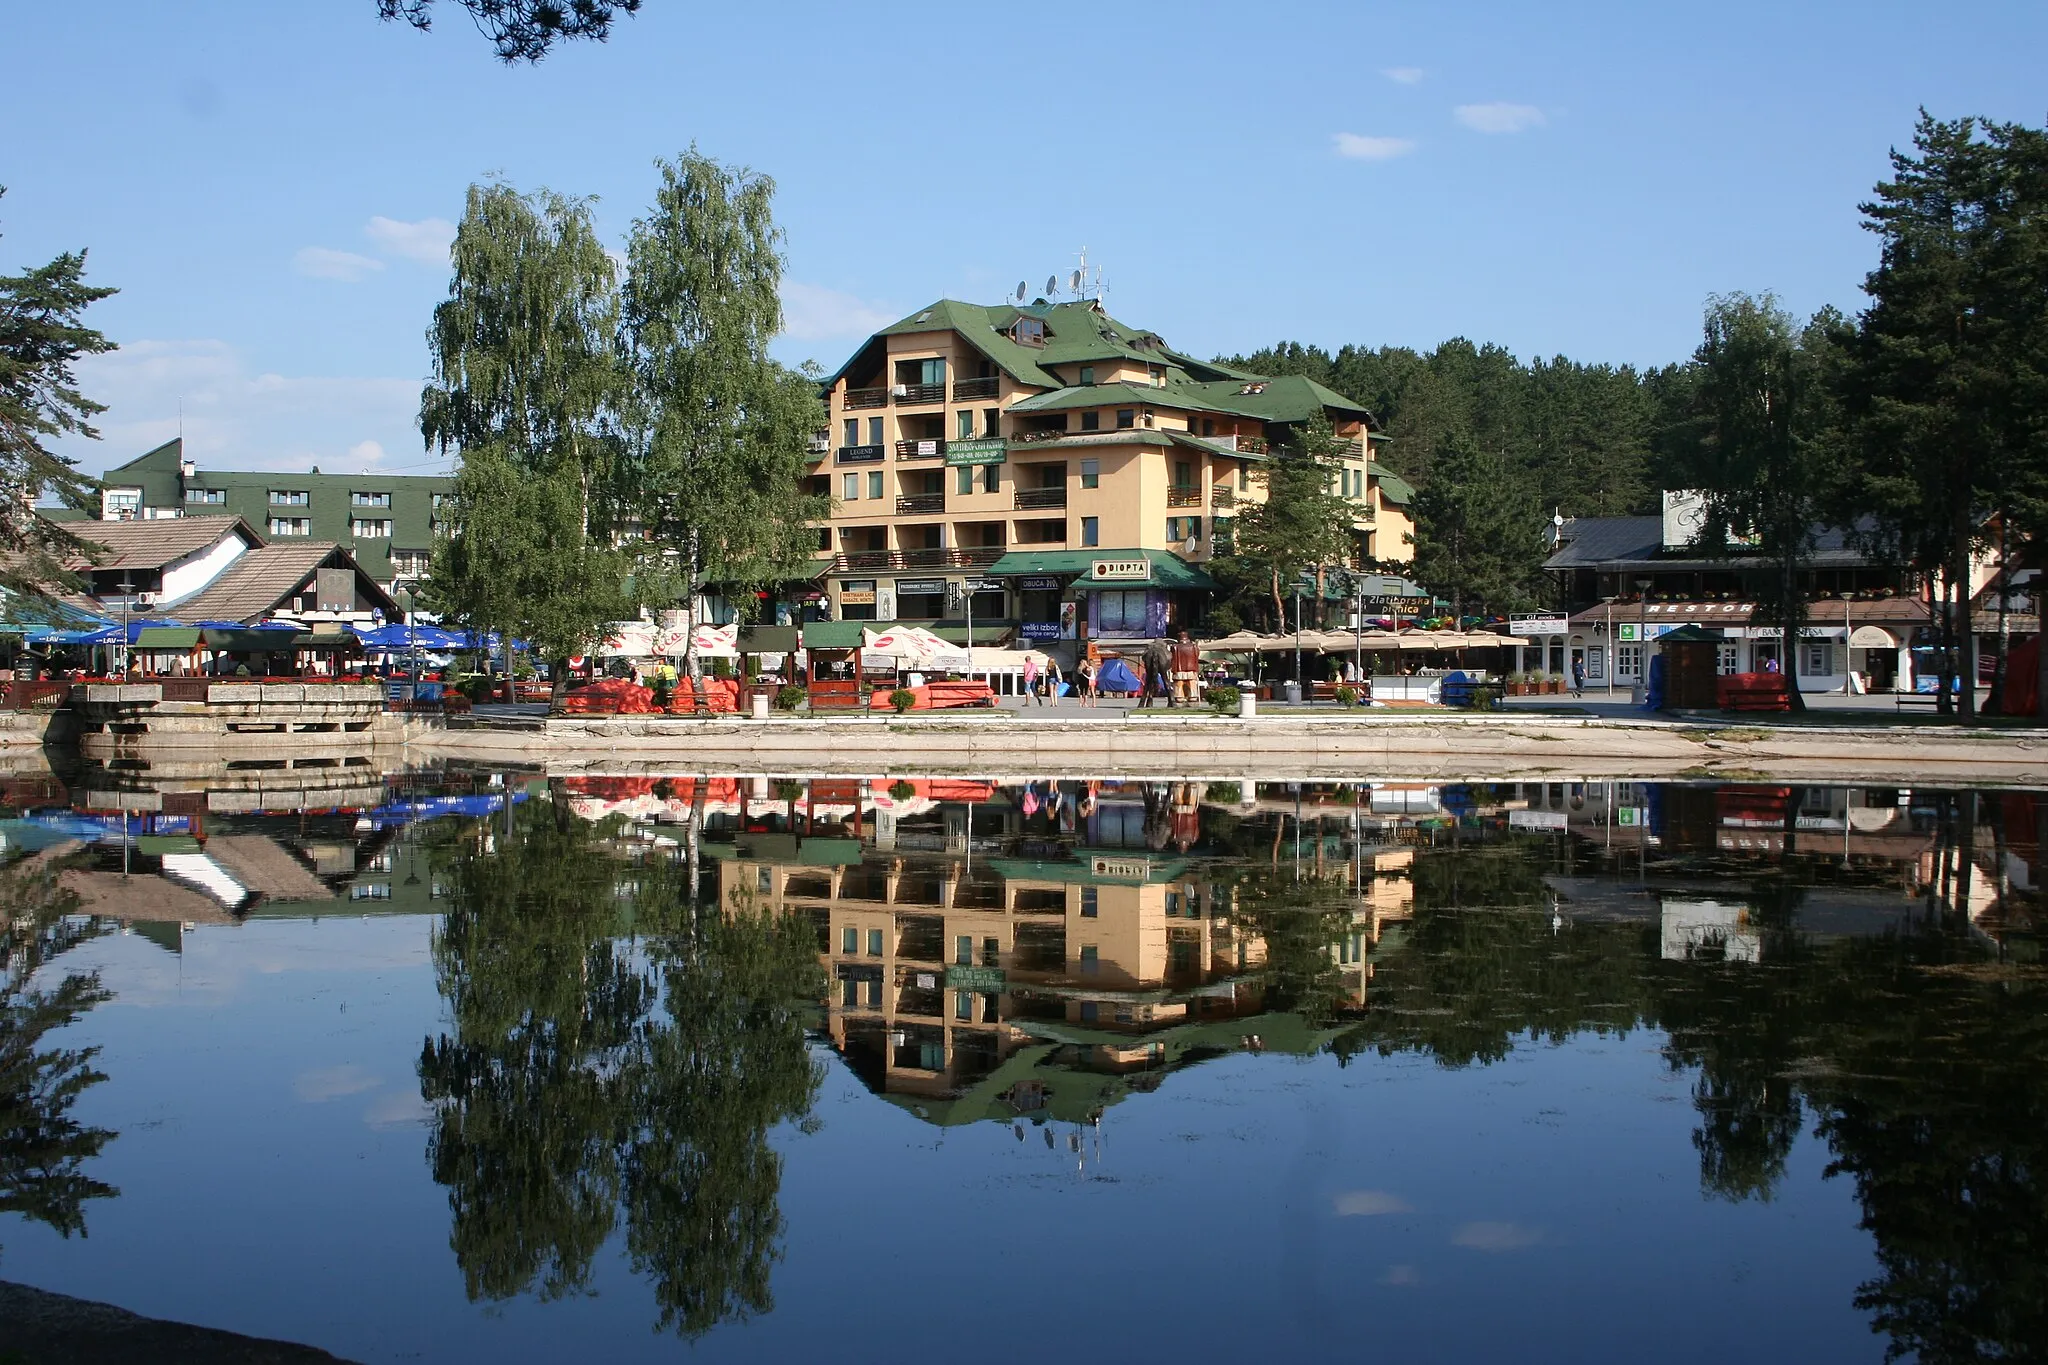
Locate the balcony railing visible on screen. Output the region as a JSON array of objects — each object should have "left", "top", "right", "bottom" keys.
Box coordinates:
[
  {"left": 844, "top": 386, "right": 888, "bottom": 410},
  {"left": 1010, "top": 430, "right": 1065, "bottom": 445},
  {"left": 1167, "top": 487, "right": 1203, "bottom": 508},
  {"left": 828, "top": 547, "right": 1005, "bottom": 573},
  {"left": 894, "top": 439, "right": 947, "bottom": 460},
  {"left": 1212, "top": 485, "right": 1236, "bottom": 509},
  {"left": 1200, "top": 433, "right": 1269, "bottom": 455},
  {"left": 1014, "top": 487, "right": 1067, "bottom": 511},
  {"left": 952, "top": 376, "right": 1000, "bottom": 402},
  {"left": 895, "top": 493, "right": 945, "bottom": 515},
  {"left": 835, "top": 444, "right": 886, "bottom": 464},
  {"left": 896, "top": 382, "right": 946, "bottom": 406}
]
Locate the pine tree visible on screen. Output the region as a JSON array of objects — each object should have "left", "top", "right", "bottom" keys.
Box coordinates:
[{"left": 1409, "top": 435, "right": 1541, "bottom": 623}]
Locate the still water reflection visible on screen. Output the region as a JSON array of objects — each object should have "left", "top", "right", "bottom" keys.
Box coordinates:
[{"left": 2, "top": 767, "right": 2044, "bottom": 1362}]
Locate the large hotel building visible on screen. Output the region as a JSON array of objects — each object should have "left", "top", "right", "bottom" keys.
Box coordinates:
[{"left": 810, "top": 296, "right": 1414, "bottom": 646}]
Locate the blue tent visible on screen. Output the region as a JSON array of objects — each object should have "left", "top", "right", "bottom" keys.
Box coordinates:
[{"left": 1096, "top": 657, "right": 1141, "bottom": 693}]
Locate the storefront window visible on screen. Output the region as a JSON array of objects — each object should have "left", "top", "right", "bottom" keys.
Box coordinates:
[{"left": 1094, "top": 590, "right": 1150, "bottom": 633}]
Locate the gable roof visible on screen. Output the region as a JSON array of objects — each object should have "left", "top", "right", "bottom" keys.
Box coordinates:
[
  {"left": 60, "top": 515, "right": 257, "bottom": 573},
  {"left": 168, "top": 542, "right": 398, "bottom": 624}
]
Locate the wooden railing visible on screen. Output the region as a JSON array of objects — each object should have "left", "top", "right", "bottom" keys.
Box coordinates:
[
  {"left": 1212, "top": 486, "right": 1236, "bottom": 509},
  {"left": 952, "top": 376, "right": 1000, "bottom": 402},
  {"left": 895, "top": 493, "right": 945, "bottom": 514},
  {"left": 829, "top": 547, "right": 1004, "bottom": 572},
  {"left": 844, "top": 386, "right": 888, "bottom": 410},
  {"left": 1167, "top": 487, "right": 1203, "bottom": 507},
  {"left": 896, "top": 383, "right": 946, "bottom": 406},
  {"left": 894, "top": 439, "right": 947, "bottom": 460},
  {"left": 1014, "top": 487, "right": 1067, "bottom": 510}
]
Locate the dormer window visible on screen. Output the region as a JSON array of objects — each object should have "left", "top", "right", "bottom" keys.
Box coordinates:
[
  {"left": 1010, "top": 317, "right": 1046, "bottom": 347},
  {"left": 1079, "top": 366, "right": 1095, "bottom": 385}
]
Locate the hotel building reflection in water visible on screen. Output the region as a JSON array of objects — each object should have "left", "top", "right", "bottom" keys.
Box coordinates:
[{"left": 707, "top": 779, "right": 1416, "bottom": 1125}]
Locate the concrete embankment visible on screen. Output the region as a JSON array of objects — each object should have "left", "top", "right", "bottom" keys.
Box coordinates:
[
  {"left": 0, "top": 1279, "right": 359, "bottom": 1364},
  {"left": 411, "top": 712, "right": 2048, "bottom": 785}
]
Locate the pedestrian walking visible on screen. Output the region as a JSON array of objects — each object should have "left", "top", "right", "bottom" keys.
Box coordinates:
[
  {"left": 1023, "top": 653, "right": 1043, "bottom": 706},
  {"left": 1571, "top": 656, "right": 1586, "bottom": 698}
]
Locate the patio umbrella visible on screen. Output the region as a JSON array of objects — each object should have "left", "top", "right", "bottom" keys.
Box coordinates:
[{"left": 1203, "top": 629, "right": 1279, "bottom": 652}]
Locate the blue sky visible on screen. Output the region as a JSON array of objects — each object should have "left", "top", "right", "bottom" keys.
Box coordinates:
[{"left": 10, "top": 0, "right": 2045, "bottom": 478}]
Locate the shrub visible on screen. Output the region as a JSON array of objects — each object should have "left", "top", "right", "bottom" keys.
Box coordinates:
[
  {"left": 889, "top": 688, "right": 917, "bottom": 713},
  {"left": 1205, "top": 781, "right": 1240, "bottom": 804},
  {"left": 1205, "top": 685, "right": 1238, "bottom": 714},
  {"left": 775, "top": 684, "right": 806, "bottom": 712},
  {"left": 774, "top": 779, "right": 804, "bottom": 802},
  {"left": 890, "top": 779, "right": 917, "bottom": 801}
]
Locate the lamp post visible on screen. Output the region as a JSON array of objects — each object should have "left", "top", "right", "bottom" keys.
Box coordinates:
[{"left": 1634, "top": 577, "right": 1652, "bottom": 702}]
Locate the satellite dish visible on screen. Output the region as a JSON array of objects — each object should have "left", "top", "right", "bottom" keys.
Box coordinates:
[
  {"left": 1046, "top": 275, "right": 1058, "bottom": 295},
  {"left": 1016, "top": 281, "right": 1027, "bottom": 302},
  {"left": 1070, "top": 269, "right": 1084, "bottom": 291}
]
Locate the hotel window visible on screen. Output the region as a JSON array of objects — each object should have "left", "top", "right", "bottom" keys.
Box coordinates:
[
  {"left": 1081, "top": 516, "right": 1099, "bottom": 547},
  {"left": 956, "top": 465, "right": 974, "bottom": 495},
  {"left": 865, "top": 978, "right": 883, "bottom": 1008},
  {"left": 842, "top": 472, "right": 859, "bottom": 500},
  {"left": 867, "top": 416, "right": 883, "bottom": 445},
  {"left": 269, "top": 517, "right": 311, "bottom": 536},
  {"left": 1079, "top": 366, "right": 1095, "bottom": 385},
  {"left": 1238, "top": 464, "right": 1250, "bottom": 490},
  {"left": 1079, "top": 945, "right": 1099, "bottom": 974},
  {"left": 1080, "top": 459, "right": 1099, "bottom": 489},
  {"left": 1166, "top": 890, "right": 1181, "bottom": 915},
  {"left": 866, "top": 928, "right": 884, "bottom": 956},
  {"left": 269, "top": 489, "right": 309, "bottom": 506},
  {"left": 983, "top": 936, "right": 1000, "bottom": 965},
  {"left": 1081, "top": 411, "right": 1101, "bottom": 432},
  {"left": 1116, "top": 408, "right": 1135, "bottom": 429},
  {"left": 981, "top": 463, "right": 999, "bottom": 493},
  {"left": 351, "top": 491, "right": 391, "bottom": 508},
  {"left": 842, "top": 926, "right": 858, "bottom": 955},
  {"left": 1166, "top": 516, "right": 1201, "bottom": 543},
  {"left": 756, "top": 866, "right": 773, "bottom": 894},
  {"left": 350, "top": 518, "right": 392, "bottom": 538},
  {"left": 956, "top": 991, "right": 973, "bottom": 1020},
  {"left": 185, "top": 487, "right": 225, "bottom": 505},
  {"left": 843, "top": 418, "right": 858, "bottom": 446},
  {"left": 1616, "top": 643, "right": 1644, "bottom": 678},
  {"left": 1080, "top": 1001, "right": 1099, "bottom": 1022},
  {"left": 1080, "top": 887, "right": 1098, "bottom": 918},
  {"left": 866, "top": 471, "right": 883, "bottom": 499},
  {"left": 842, "top": 977, "right": 859, "bottom": 1007},
  {"left": 956, "top": 409, "right": 974, "bottom": 439},
  {"left": 956, "top": 935, "right": 973, "bottom": 965},
  {"left": 1717, "top": 644, "right": 1739, "bottom": 675}
]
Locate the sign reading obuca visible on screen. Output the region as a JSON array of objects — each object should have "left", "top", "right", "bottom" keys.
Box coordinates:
[{"left": 1091, "top": 559, "right": 1150, "bottom": 581}]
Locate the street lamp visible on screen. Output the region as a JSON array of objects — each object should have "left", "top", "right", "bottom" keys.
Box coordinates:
[{"left": 1634, "top": 577, "right": 1652, "bottom": 699}]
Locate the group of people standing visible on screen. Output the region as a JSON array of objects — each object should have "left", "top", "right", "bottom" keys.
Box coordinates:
[{"left": 1018, "top": 632, "right": 1204, "bottom": 708}]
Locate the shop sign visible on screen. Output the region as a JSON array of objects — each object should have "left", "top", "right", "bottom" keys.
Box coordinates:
[
  {"left": 1091, "top": 558, "right": 1150, "bottom": 581},
  {"left": 895, "top": 578, "right": 945, "bottom": 595},
  {"left": 1091, "top": 854, "right": 1151, "bottom": 880},
  {"left": 1616, "top": 806, "right": 1650, "bottom": 827},
  {"left": 1361, "top": 594, "right": 1432, "bottom": 610},
  {"left": 1018, "top": 576, "right": 1062, "bottom": 591},
  {"left": 1510, "top": 614, "right": 1569, "bottom": 636},
  {"left": 963, "top": 577, "right": 1003, "bottom": 593},
  {"left": 1508, "top": 809, "right": 1569, "bottom": 831},
  {"left": 1020, "top": 621, "right": 1062, "bottom": 640},
  {"left": 945, "top": 965, "right": 1006, "bottom": 994},
  {"left": 840, "top": 590, "right": 876, "bottom": 607},
  {"left": 946, "top": 438, "right": 1007, "bottom": 465}
]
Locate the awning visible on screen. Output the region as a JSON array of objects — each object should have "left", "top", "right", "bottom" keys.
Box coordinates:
[
  {"left": 801, "top": 621, "right": 867, "bottom": 650},
  {"left": 134, "top": 627, "right": 203, "bottom": 649},
  {"left": 1850, "top": 624, "right": 1900, "bottom": 648},
  {"left": 202, "top": 627, "right": 308, "bottom": 653},
  {"left": 988, "top": 548, "right": 1213, "bottom": 590}
]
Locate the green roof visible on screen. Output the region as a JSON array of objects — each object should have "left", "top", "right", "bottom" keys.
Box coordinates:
[
  {"left": 1372, "top": 465, "right": 1416, "bottom": 505},
  {"left": 984, "top": 548, "right": 1215, "bottom": 589},
  {"left": 1004, "top": 431, "right": 1173, "bottom": 453},
  {"left": 1007, "top": 381, "right": 1239, "bottom": 417},
  {"left": 801, "top": 621, "right": 867, "bottom": 649},
  {"left": 134, "top": 626, "right": 201, "bottom": 648},
  {"left": 987, "top": 852, "right": 1193, "bottom": 886}
]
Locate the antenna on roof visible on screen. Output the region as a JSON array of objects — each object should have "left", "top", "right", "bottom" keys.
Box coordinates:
[
  {"left": 1069, "top": 268, "right": 1083, "bottom": 293},
  {"left": 1045, "top": 274, "right": 1058, "bottom": 298},
  {"left": 1015, "top": 281, "right": 1027, "bottom": 303}
]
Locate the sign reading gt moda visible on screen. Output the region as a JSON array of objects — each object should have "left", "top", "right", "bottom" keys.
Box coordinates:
[
  {"left": 946, "top": 438, "right": 1007, "bottom": 466},
  {"left": 1091, "top": 558, "right": 1150, "bottom": 582}
]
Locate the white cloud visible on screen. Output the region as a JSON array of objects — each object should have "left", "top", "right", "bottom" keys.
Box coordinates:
[
  {"left": 363, "top": 1088, "right": 433, "bottom": 1130},
  {"left": 295, "top": 1063, "right": 380, "bottom": 1102},
  {"left": 1382, "top": 66, "right": 1425, "bottom": 84},
  {"left": 780, "top": 281, "right": 897, "bottom": 343},
  {"left": 365, "top": 215, "right": 457, "bottom": 266},
  {"left": 59, "top": 338, "right": 434, "bottom": 477},
  {"left": 1335, "top": 1190, "right": 1413, "bottom": 1216},
  {"left": 1333, "top": 133, "right": 1417, "bottom": 161},
  {"left": 293, "top": 246, "right": 385, "bottom": 282},
  {"left": 1454, "top": 102, "right": 1547, "bottom": 134},
  {"left": 1452, "top": 1220, "right": 1544, "bottom": 1251}
]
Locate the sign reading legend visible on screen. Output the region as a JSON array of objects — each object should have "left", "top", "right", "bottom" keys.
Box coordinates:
[{"left": 1091, "top": 559, "right": 1150, "bottom": 581}]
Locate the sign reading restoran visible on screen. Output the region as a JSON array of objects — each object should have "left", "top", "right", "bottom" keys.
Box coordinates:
[{"left": 1091, "top": 558, "right": 1150, "bottom": 581}]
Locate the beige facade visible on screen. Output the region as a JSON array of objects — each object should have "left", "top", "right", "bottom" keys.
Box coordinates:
[{"left": 810, "top": 298, "right": 1416, "bottom": 641}]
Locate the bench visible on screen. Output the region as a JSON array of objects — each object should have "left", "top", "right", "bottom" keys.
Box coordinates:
[{"left": 1895, "top": 690, "right": 1941, "bottom": 711}]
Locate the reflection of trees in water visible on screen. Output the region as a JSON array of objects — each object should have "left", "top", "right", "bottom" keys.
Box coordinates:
[
  {"left": 0, "top": 854, "right": 117, "bottom": 1257},
  {"left": 1354, "top": 823, "right": 2048, "bottom": 1364},
  {"left": 416, "top": 799, "right": 824, "bottom": 1338}
]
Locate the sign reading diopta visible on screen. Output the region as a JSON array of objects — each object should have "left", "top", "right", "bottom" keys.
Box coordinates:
[{"left": 1091, "top": 559, "right": 1150, "bottom": 581}]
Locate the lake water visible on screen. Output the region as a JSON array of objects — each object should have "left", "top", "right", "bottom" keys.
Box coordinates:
[{"left": 3, "top": 767, "right": 2043, "bottom": 1362}]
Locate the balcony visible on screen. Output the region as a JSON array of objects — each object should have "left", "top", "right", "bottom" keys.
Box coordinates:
[
  {"left": 828, "top": 547, "right": 1004, "bottom": 573},
  {"left": 896, "top": 383, "right": 946, "bottom": 406},
  {"left": 1167, "top": 487, "right": 1203, "bottom": 508},
  {"left": 844, "top": 386, "right": 888, "bottom": 410},
  {"left": 952, "top": 376, "right": 1000, "bottom": 402},
  {"left": 894, "top": 439, "right": 947, "bottom": 460},
  {"left": 1014, "top": 487, "right": 1067, "bottom": 511},
  {"left": 895, "top": 493, "right": 945, "bottom": 515},
  {"left": 1201, "top": 433, "right": 1269, "bottom": 455},
  {"left": 835, "top": 444, "right": 886, "bottom": 464},
  {"left": 1212, "top": 485, "right": 1236, "bottom": 509}
]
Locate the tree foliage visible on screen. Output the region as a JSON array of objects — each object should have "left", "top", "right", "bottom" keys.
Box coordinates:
[
  {"left": 0, "top": 187, "right": 113, "bottom": 599},
  {"left": 1408, "top": 434, "right": 1541, "bottom": 621},
  {"left": 1220, "top": 415, "right": 1359, "bottom": 626},
  {"left": 378, "top": 0, "right": 641, "bottom": 62}
]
